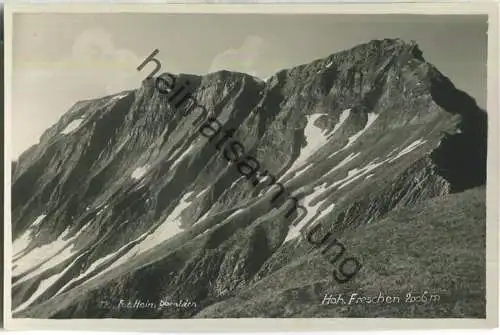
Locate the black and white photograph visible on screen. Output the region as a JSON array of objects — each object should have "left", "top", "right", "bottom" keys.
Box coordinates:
[{"left": 3, "top": 2, "right": 499, "bottom": 331}]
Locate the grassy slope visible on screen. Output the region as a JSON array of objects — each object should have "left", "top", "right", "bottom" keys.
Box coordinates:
[{"left": 197, "top": 186, "right": 486, "bottom": 318}]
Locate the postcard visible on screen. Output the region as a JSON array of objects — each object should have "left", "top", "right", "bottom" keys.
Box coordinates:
[{"left": 3, "top": 1, "right": 499, "bottom": 331}]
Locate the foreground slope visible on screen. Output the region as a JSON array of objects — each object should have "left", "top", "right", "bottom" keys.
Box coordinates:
[
  {"left": 196, "top": 186, "right": 486, "bottom": 318},
  {"left": 11, "top": 38, "right": 486, "bottom": 318}
]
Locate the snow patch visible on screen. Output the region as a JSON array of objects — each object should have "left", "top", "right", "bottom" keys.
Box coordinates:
[
  {"left": 13, "top": 231, "right": 33, "bottom": 258},
  {"left": 32, "top": 215, "right": 46, "bottom": 227},
  {"left": 344, "top": 112, "right": 379, "bottom": 149},
  {"left": 96, "top": 203, "right": 109, "bottom": 216},
  {"left": 12, "top": 222, "right": 88, "bottom": 278},
  {"left": 109, "top": 92, "right": 129, "bottom": 102},
  {"left": 15, "top": 243, "right": 76, "bottom": 285},
  {"left": 198, "top": 188, "right": 209, "bottom": 197},
  {"left": 13, "top": 258, "right": 78, "bottom": 314},
  {"left": 171, "top": 144, "right": 196, "bottom": 169},
  {"left": 169, "top": 145, "right": 183, "bottom": 160},
  {"left": 325, "top": 61, "right": 333, "bottom": 68},
  {"left": 197, "top": 210, "right": 211, "bottom": 223},
  {"left": 12, "top": 220, "right": 96, "bottom": 313},
  {"left": 315, "top": 202, "right": 336, "bottom": 222},
  {"left": 386, "top": 147, "right": 400, "bottom": 158},
  {"left": 258, "top": 175, "right": 273, "bottom": 185},
  {"left": 13, "top": 215, "right": 47, "bottom": 258},
  {"left": 288, "top": 113, "right": 329, "bottom": 172},
  {"left": 388, "top": 139, "right": 427, "bottom": 163},
  {"left": 54, "top": 232, "right": 149, "bottom": 297},
  {"left": 285, "top": 183, "right": 330, "bottom": 242},
  {"left": 229, "top": 177, "right": 243, "bottom": 190},
  {"left": 105, "top": 92, "right": 129, "bottom": 106},
  {"left": 292, "top": 163, "right": 312, "bottom": 179},
  {"left": 13, "top": 276, "right": 58, "bottom": 313},
  {"left": 131, "top": 165, "right": 149, "bottom": 180},
  {"left": 337, "top": 160, "right": 384, "bottom": 190},
  {"left": 327, "top": 156, "right": 393, "bottom": 191},
  {"left": 329, "top": 152, "right": 361, "bottom": 174},
  {"left": 61, "top": 119, "right": 84, "bottom": 135},
  {"left": 327, "top": 108, "right": 351, "bottom": 137},
  {"left": 225, "top": 209, "right": 244, "bottom": 221},
  {"left": 280, "top": 162, "right": 311, "bottom": 182},
  {"left": 103, "top": 191, "right": 195, "bottom": 274}
]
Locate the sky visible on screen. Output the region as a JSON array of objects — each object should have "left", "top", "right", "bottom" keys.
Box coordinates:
[{"left": 11, "top": 13, "right": 488, "bottom": 159}]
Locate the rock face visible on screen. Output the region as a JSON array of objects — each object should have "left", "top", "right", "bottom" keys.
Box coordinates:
[{"left": 11, "top": 38, "right": 487, "bottom": 318}]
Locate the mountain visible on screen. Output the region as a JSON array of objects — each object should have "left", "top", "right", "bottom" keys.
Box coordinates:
[
  {"left": 11, "top": 38, "right": 487, "bottom": 318},
  {"left": 1, "top": 39, "right": 5, "bottom": 327}
]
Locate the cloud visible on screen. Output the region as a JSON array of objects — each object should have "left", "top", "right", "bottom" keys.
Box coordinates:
[
  {"left": 209, "top": 35, "right": 264, "bottom": 77},
  {"left": 12, "top": 27, "right": 145, "bottom": 158},
  {"left": 68, "top": 27, "right": 144, "bottom": 94}
]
